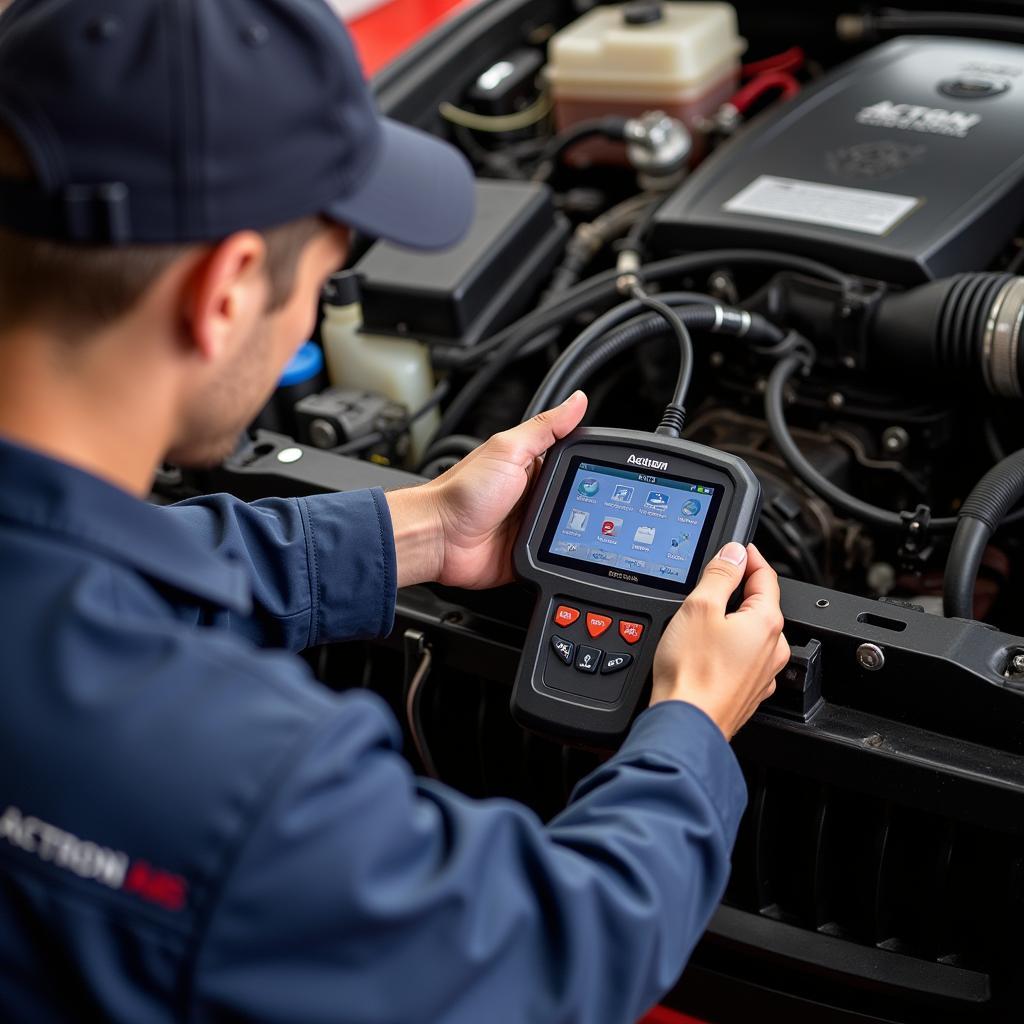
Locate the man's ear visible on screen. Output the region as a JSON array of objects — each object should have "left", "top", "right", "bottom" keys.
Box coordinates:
[{"left": 182, "top": 231, "right": 268, "bottom": 362}]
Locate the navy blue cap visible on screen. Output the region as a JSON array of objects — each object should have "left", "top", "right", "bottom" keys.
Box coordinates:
[{"left": 0, "top": 0, "right": 475, "bottom": 250}]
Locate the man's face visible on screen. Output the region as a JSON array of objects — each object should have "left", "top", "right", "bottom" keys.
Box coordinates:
[{"left": 168, "top": 225, "right": 349, "bottom": 467}]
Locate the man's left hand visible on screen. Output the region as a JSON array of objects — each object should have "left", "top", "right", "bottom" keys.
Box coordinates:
[{"left": 386, "top": 392, "right": 587, "bottom": 590}]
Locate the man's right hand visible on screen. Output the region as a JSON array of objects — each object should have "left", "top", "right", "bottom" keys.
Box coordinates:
[{"left": 651, "top": 542, "right": 789, "bottom": 740}]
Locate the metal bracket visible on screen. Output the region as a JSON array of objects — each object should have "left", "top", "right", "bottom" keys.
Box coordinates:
[
  {"left": 770, "top": 637, "right": 824, "bottom": 721},
  {"left": 898, "top": 503, "right": 935, "bottom": 574},
  {"left": 832, "top": 278, "right": 886, "bottom": 371}
]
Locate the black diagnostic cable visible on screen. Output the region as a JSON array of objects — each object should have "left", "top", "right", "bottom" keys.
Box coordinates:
[
  {"left": 427, "top": 250, "right": 855, "bottom": 456},
  {"left": 525, "top": 294, "right": 785, "bottom": 419},
  {"left": 629, "top": 287, "right": 694, "bottom": 438},
  {"left": 465, "top": 248, "right": 850, "bottom": 366},
  {"left": 524, "top": 291, "right": 709, "bottom": 417}
]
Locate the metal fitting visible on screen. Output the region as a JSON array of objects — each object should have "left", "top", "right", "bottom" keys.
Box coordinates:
[
  {"left": 982, "top": 276, "right": 1024, "bottom": 399},
  {"left": 624, "top": 111, "right": 692, "bottom": 177}
]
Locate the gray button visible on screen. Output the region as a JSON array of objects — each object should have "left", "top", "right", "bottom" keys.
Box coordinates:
[{"left": 575, "top": 645, "right": 602, "bottom": 674}]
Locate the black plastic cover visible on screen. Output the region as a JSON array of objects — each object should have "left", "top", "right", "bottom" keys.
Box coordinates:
[
  {"left": 651, "top": 36, "right": 1024, "bottom": 283},
  {"left": 355, "top": 179, "right": 568, "bottom": 344}
]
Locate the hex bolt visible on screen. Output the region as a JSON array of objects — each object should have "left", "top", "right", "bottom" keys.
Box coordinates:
[
  {"left": 882, "top": 426, "right": 909, "bottom": 455},
  {"left": 1011, "top": 652, "right": 1024, "bottom": 676},
  {"left": 857, "top": 642, "right": 885, "bottom": 672}
]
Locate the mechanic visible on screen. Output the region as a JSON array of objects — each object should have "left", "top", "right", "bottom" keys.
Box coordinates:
[{"left": 0, "top": 1, "right": 788, "bottom": 1022}]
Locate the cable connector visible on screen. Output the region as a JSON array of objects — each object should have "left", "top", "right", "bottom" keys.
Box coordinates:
[
  {"left": 616, "top": 249, "right": 642, "bottom": 295},
  {"left": 655, "top": 403, "right": 687, "bottom": 438}
]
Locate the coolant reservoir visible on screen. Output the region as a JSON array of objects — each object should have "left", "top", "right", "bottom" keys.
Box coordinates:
[
  {"left": 320, "top": 272, "right": 439, "bottom": 467},
  {"left": 546, "top": 1, "right": 745, "bottom": 165}
]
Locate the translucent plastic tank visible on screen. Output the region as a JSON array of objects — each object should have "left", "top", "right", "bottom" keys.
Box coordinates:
[
  {"left": 320, "top": 274, "right": 439, "bottom": 467},
  {"left": 546, "top": 1, "right": 745, "bottom": 165}
]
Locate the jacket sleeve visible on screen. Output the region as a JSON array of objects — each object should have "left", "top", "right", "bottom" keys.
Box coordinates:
[
  {"left": 188, "top": 695, "right": 747, "bottom": 1024},
  {"left": 159, "top": 488, "right": 397, "bottom": 650}
]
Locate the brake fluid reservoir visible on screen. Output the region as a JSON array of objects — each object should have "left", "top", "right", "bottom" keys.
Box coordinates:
[
  {"left": 546, "top": 1, "right": 745, "bottom": 165},
  {"left": 320, "top": 273, "right": 439, "bottom": 467}
]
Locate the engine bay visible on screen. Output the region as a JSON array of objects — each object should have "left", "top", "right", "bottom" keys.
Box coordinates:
[
  {"left": 156, "top": 3, "right": 1024, "bottom": 1020},
  {"left": 338, "top": 10, "right": 1024, "bottom": 630}
]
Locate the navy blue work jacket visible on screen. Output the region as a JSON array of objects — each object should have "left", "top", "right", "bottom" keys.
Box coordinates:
[{"left": 0, "top": 436, "right": 747, "bottom": 1024}]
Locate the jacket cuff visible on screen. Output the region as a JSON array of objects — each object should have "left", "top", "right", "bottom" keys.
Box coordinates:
[
  {"left": 298, "top": 488, "right": 397, "bottom": 645},
  {"left": 619, "top": 701, "right": 748, "bottom": 844}
]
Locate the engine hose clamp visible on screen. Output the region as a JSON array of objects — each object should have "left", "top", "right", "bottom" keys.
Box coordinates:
[{"left": 982, "top": 276, "right": 1024, "bottom": 398}]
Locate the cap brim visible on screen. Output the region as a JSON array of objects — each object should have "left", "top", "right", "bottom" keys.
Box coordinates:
[{"left": 325, "top": 117, "right": 475, "bottom": 251}]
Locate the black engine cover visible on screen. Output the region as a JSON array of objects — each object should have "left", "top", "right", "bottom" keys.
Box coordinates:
[{"left": 651, "top": 36, "right": 1024, "bottom": 283}]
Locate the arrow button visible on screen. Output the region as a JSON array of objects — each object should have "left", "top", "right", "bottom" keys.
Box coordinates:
[{"left": 551, "top": 635, "right": 575, "bottom": 665}]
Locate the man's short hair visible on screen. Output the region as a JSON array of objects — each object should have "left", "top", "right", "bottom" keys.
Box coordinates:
[{"left": 0, "top": 126, "right": 325, "bottom": 338}]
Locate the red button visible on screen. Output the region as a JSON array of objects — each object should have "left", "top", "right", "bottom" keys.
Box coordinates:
[
  {"left": 619, "top": 620, "right": 644, "bottom": 645},
  {"left": 586, "top": 612, "right": 612, "bottom": 638},
  {"left": 553, "top": 604, "right": 581, "bottom": 628}
]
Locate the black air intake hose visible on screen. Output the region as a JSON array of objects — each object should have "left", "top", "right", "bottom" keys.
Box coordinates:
[
  {"left": 873, "top": 273, "right": 1024, "bottom": 398},
  {"left": 944, "top": 450, "right": 1024, "bottom": 619}
]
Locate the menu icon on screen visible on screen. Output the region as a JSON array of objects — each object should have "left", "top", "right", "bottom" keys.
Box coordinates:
[
  {"left": 568, "top": 509, "right": 589, "bottom": 532},
  {"left": 633, "top": 525, "right": 656, "bottom": 545},
  {"left": 601, "top": 517, "right": 623, "bottom": 537}
]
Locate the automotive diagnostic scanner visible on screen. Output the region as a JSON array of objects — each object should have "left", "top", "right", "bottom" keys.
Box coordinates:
[{"left": 512, "top": 427, "right": 762, "bottom": 747}]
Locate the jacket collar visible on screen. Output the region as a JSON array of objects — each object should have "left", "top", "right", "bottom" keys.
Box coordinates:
[{"left": 0, "top": 436, "right": 252, "bottom": 614}]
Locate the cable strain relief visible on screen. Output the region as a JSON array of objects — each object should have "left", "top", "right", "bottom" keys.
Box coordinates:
[{"left": 655, "top": 403, "right": 687, "bottom": 438}]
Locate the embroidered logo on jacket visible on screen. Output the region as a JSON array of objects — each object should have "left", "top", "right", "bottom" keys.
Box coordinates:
[{"left": 0, "top": 805, "right": 188, "bottom": 911}]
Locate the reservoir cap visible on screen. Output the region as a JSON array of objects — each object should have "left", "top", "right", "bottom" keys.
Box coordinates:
[
  {"left": 279, "top": 342, "right": 324, "bottom": 387},
  {"left": 623, "top": 1, "right": 664, "bottom": 25}
]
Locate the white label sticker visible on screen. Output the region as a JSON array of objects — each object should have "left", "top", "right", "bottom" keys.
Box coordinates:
[{"left": 723, "top": 175, "right": 920, "bottom": 236}]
